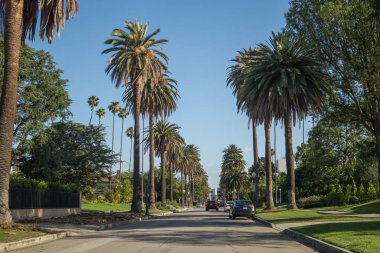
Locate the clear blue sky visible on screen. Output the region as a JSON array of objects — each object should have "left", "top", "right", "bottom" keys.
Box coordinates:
[{"left": 33, "top": 0, "right": 311, "bottom": 189}]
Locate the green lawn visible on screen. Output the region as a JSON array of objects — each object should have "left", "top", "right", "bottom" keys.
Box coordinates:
[
  {"left": 294, "top": 221, "right": 380, "bottom": 253},
  {"left": 257, "top": 209, "right": 379, "bottom": 224},
  {"left": 0, "top": 229, "right": 45, "bottom": 243},
  {"left": 81, "top": 201, "right": 131, "bottom": 212},
  {"left": 308, "top": 200, "right": 380, "bottom": 214},
  {"left": 81, "top": 201, "right": 173, "bottom": 214}
]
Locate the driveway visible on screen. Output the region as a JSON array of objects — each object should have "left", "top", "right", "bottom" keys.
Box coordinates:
[{"left": 13, "top": 209, "right": 316, "bottom": 253}]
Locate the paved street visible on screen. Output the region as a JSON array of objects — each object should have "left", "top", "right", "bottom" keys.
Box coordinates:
[{"left": 14, "top": 209, "right": 316, "bottom": 253}]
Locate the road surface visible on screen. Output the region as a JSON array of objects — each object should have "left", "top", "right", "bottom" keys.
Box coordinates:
[{"left": 14, "top": 209, "right": 316, "bottom": 253}]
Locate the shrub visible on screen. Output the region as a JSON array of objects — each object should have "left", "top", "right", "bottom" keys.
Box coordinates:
[
  {"left": 95, "top": 195, "right": 106, "bottom": 203},
  {"left": 83, "top": 186, "right": 95, "bottom": 200},
  {"left": 9, "top": 175, "right": 78, "bottom": 192},
  {"left": 326, "top": 191, "right": 346, "bottom": 206},
  {"left": 358, "top": 184, "right": 366, "bottom": 202},
  {"left": 297, "top": 195, "right": 326, "bottom": 209},
  {"left": 367, "top": 183, "right": 377, "bottom": 201}
]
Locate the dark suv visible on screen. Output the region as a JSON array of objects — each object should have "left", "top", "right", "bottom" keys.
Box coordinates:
[
  {"left": 229, "top": 200, "right": 255, "bottom": 220},
  {"left": 205, "top": 200, "right": 219, "bottom": 211}
]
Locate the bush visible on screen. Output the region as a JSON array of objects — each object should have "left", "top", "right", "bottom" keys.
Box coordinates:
[
  {"left": 358, "top": 184, "right": 366, "bottom": 202},
  {"left": 367, "top": 183, "right": 377, "bottom": 201},
  {"left": 326, "top": 191, "right": 346, "bottom": 206},
  {"left": 297, "top": 195, "right": 326, "bottom": 209},
  {"left": 9, "top": 175, "right": 78, "bottom": 192},
  {"left": 83, "top": 186, "right": 95, "bottom": 200},
  {"left": 95, "top": 195, "right": 106, "bottom": 203}
]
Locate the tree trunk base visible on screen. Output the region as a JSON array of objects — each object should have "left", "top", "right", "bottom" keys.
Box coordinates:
[
  {"left": 287, "top": 204, "right": 298, "bottom": 210},
  {"left": 0, "top": 204, "right": 12, "bottom": 223},
  {"left": 264, "top": 206, "right": 277, "bottom": 211}
]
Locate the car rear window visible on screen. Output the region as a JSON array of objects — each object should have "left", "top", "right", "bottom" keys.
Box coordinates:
[
  {"left": 235, "top": 200, "right": 253, "bottom": 206},
  {"left": 207, "top": 201, "right": 215, "bottom": 204}
]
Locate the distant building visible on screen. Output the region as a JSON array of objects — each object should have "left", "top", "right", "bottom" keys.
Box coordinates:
[{"left": 276, "top": 158, "right": 287, "bottom": 174}]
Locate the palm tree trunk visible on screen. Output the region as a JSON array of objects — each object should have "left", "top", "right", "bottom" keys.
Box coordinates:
[
  {"left": 98, "top": 117, "right": 101, "bottom": 126},
  {"left": 191, "top": 173, "right": 195, "bottom": 204},
  {"left": 109, "top": 113, "right": 115, "bottom": 192},
  {"left": 264, "top": 120, "right": 275, "bottom": 210},
  {"left": 129, "top": 137, "right": 132, "bottom": 173},
  {"left": 119, "top": 117, "right": 124, "bottom": 176},
  {"left": 170, "top": 163, "right": 174, "bottom": 201},
  {"left": 89, "top": 109, "right": 93, "bottom": 125},
  {"left": 0, "top": 0, "right": 24, "bottom": 223},
  {"left": 131, "top": 78, "right": 143, "bottom": 212},
  {"left": 149, "top": 112, "right": 156, "bottom": 208},
  {"left": 252, "top": 119, "right": 260, "bottom": 207},
  {"left": 285, "top": 113, "right": 297, "bottom": 209},
  {"left": 181, "top": 168, "right": 184, "bottom": 207},
  {"left": 161, "top": 150, "right": 167, "bottom": 203}
]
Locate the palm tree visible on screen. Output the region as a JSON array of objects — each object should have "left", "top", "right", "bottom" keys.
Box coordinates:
[
  {"left": 126, "top": 127, "right": 134, "bottom": 173},
  {"left": 152, "top": 121, "right": 184, "bottom": 203},
  {"left": 180, "top": 144, "right": 201, "bottom": 206},
  {"left": 227, "top": 48, "right": 261, "bottom": 206},
  {"left": 0, "top": 0, "right": 78, "bottom": 222},
  {"left": 96, "top": 108, "right": 106, "bottom": 125},
  {"left": 88, "top": 96, "right": 99, "bottom": 125},
  {"left": 103, "top": 21, "right": 168, "bottom": 212},
  {"left": 118, "top": 108, "right": 129, "bottom": 174},
  {"left": 108, "top": 101, "right": 120, "bottom": 190},
  {"left": 125, "top": 73, "right": 179, "bottom": 207},
  {"left": 219, "top": 144, "right": 247, "bottom": 200},
  {"left": 241, "top": 32, "right": 328, "bottom": 209}
]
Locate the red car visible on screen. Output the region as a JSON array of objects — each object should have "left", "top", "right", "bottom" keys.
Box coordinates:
[{"left": 205, "top": 200, "right": 219, "bottom": 211}]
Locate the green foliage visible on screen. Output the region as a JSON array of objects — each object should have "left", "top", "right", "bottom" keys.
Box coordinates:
[
  {"left": 95, "top": 195, "right": 106, "bottom": 204},
  {"left": 0, "top": 40, "right": 71, "bottom": 157},
  {"left": 83, "top": 186, "right": 95, "bottom": 200},
  {"left": 367, "top": 183, "right": 377, "bottom": 202},
  {"left": 18, "top": 122, "right": 117, "bottom": 190},
  {"left": 9, "top": 175, "right": 77, "bottom": 192},
  {"left": 358, "top": 184, "right": 367, "bottom": 202},
  {"left": 326, "top": 191, "right": 346, "bottom": 206},
  {"left": 297, "top": 195, "right": 326, "bottom": 209}
]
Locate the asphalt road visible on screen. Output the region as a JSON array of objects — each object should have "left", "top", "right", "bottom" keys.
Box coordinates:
[{"left": 14, "top": 209, "right": 316, "bottom": 253}]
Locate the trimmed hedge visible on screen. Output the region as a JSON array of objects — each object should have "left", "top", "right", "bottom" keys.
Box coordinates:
[{"left": 10, "top": 175, "right": 78, "bottom": 193}]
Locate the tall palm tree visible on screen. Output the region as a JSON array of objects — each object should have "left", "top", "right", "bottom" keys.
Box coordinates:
[
  {"left": 126, "top": 127, "right": 134, "bottom": 172},
  {"left": 227, "top": 48, "right": 261, "bottom": 206},
  {"left": 241, "top": 32, "right": 328, "bottom": 209},
  {"left": 88, "top": 96, "right": 99, "bottom": 125},
  {"left": 125, "top": 73, "right": 179, "bottom": 207},
  {"left": 96, "top": 108, "right": 106, "bottom": 125},
  {"left": 118, "top": 107, "right": 129, "bottom": 174},
  {"left": 0, "top": 0, "right": 78, "bottom": 222},
  {"left": 152, "top": 121, "right": 184, "bottom": 203},
  {"left": 180, "top": 144, "right": 201, "bottom": 206},
  {"left": 103, "top": 21, "right": 168, "bottom": 212},
  {"left": 108, "top": 101, "right": 120, "bottom": 190}
]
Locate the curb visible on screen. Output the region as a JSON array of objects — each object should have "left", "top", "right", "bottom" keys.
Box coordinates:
[
  {"left": 255, "top": 217, "right": 352, "bottom": 253},
  {"left": 0, "top": 231, "right": 74, "bottom": 252},
  {"left": 283, "top": 229, "right": 351, "bottom": 253}
]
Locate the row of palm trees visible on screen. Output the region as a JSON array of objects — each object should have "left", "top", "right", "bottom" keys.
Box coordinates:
[
  {"left": 227, "top": 32, "right": 329, "bottom": 210},
  {"left": 102, "top": 20, "right": 208, "bottom": 211}
]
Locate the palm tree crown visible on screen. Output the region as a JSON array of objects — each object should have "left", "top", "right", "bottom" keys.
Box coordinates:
[
  {"left": 0, "top": 0, "right": 78, "bottom": 43},
  {"left": 96, "top": 108, "right": 106, "bottom": 125}
]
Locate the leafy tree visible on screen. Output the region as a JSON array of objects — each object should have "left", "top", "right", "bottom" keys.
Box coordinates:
[
  {"left": 96, "top": 108, "right": 106, "bottom": 125},
  {"left": 18, "top": 122, "right": 116, "bottom": 190},
  {"left": 0, "top": 0, "right": 78, "bottom": 223},
  {"left": 295, "top": 111, "right": 377, "bottom": 197},
  {"left": 0, "top": 41, "right": 71, "bottom": 158},
  {"left": 287, "top": 0, "right": 380, "bottom": 197},
  {"left": 87, "top": 96, "right": 99, "bottom": 125},
  {"left": 103, "top": 21, "right": 168, "bottom": 212}
]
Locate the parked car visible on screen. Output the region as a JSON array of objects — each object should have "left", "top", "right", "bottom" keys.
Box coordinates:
[
  {"left": 229, "top": 200, "right": 255, "bottom": 220},
  {"left": 205, "top": 200, "right": 219, "bottom": 211},
  {"left": 224, "top": 201, "right": 234, "bottom": 212}
]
